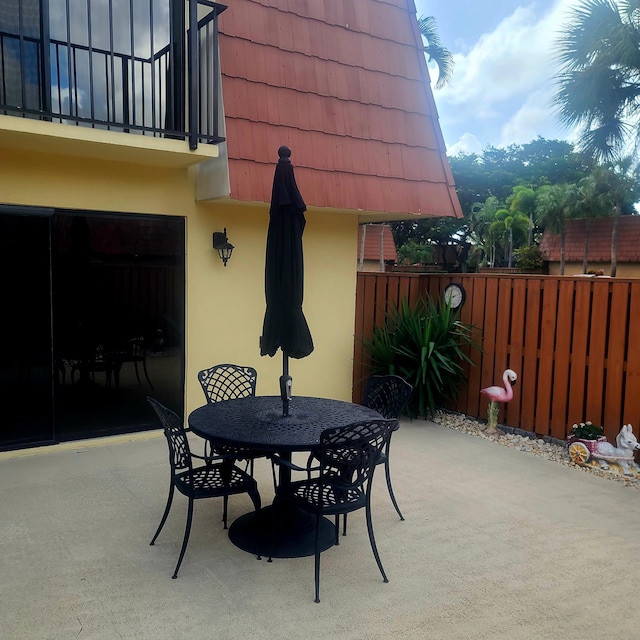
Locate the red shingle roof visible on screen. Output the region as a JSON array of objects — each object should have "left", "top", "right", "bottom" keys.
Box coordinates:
[
  {"left": 358, "top": 224, "right": 398, "bottom": 261},
  {"left": 540, "top": 216, "right": 640, "bottom": 263},
  {"left": 218, "top": 0, "right": 462, "bottom": 220}
]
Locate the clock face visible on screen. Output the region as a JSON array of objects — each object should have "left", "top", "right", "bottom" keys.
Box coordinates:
[{"left": 444, "top": 283, "right": 465, "bottom": 309}]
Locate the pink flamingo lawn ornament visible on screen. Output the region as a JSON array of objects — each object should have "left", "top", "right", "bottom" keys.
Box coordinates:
[{"left": 480, "top": 369, "right": 517, "bottom": 436}]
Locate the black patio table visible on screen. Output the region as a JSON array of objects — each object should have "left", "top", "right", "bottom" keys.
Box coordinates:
[{"left": 188, "top": 395, "right": 382, "bottom": 558}]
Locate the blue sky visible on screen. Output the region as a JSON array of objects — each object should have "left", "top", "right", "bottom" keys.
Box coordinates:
[{"left": 414, "top": 0, "right": 583, "bottom": 155}]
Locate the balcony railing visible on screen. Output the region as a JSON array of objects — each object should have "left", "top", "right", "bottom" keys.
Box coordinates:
[{"left": 0, "top": 0, "right": 226, "bottom": 150}]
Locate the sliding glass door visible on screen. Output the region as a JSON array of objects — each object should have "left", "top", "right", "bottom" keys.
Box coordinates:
[{"left": 0, "top": 208, "right": 185, "bottom": 449}]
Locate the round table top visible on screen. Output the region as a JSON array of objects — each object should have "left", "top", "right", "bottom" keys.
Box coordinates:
[{"left": 188, "top": 395, "right": 382, "bottom": 452}]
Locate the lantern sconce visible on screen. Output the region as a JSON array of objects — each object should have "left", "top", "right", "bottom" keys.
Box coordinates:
[{"left": 212, "top": 228, "right": 234, "bottom": 267}]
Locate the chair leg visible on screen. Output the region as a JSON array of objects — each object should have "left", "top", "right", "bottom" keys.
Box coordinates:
[
  {"left": 133, "top": 359, "right": 143, "bottom": 385},
  {"left": 342, "top": 513, "right": 348, "bottom": 536},
  {"left": 334, "top": 515, "right": 340, "bottom": 545},
  {"left": 150, "top": 482, "right": 175, "bottom": 546},
  {"left": 222, "top": 495, "right": 229, "bottom": 529},
  {"left": 384, "top": 442, "right": 404, "bottom": 521},
  {"left": 314, "top": 513, "right": 322, "bottom": 603},
  {"left": 248, "top": 487, "right": 262, "bottom": 512},
  {"left": 365, "top": 500, "right": 388, "bottom": 584},
  {"left": 172, "top": 497, "right": 194, "bottom": 579},
  {"left": 141, "top": 357, "right": 153, "bottom": 389}
]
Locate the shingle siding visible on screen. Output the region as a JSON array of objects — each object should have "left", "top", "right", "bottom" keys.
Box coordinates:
[{"left": 218, "top": 0, "right": 462, "bottom": 219}]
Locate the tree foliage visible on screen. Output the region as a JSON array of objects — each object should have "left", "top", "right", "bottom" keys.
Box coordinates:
[
  {"left": 554, "top": 0, "right": 640, "bottom": 162},
  {"left": 417, "top": 15, "right": 454, "bottom": 89},
  {"left": 391, "top": 137, "right": 639, "bottom": 274}
]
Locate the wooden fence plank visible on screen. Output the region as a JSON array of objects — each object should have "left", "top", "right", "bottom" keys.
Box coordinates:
[
  {"left": 352, "top": 273, "right": 367, "bottom": 403},
  {"left": 457, "top": 275, "right": 478, "bottom": 413},
  {"left": 520, "top": 279, "right": 541, "bottom": 431},
  {"left": 586, "top": 283, "right": 609, "bottom": 425},
  {"left": 567, "top": 281, "right": 591, "bottom": 428},
  {"left": 536, "top": 278, "right": 559, "bottom": 435},
  {"left": 465, "top": 277, "right": 486, "bottom": 416},
  {"left": 604, "top": 282, "right": 629, "bottom": 433},
  {"left": 549, "top": 279, "right": 574, "bottom": 438},
  {"left": 398, "top": 273, "right": 411, "bottom": 304},
  {"left": 623, "top": 281, "right": 640, "bottom": 426},
  {"left": 478, "top": 278, "right": 499, "bottom": 422},
  {"left": 493, "top": 277, "right": 512, "bottom": 422},
  {"left": 407, "top": 274, "right": 421, "bottom": 307},
  {"left": 505, "top": 278, "right": 526, "bottom": 426}
]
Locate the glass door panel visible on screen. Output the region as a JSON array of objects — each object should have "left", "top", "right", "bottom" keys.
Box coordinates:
[
  {"left": 0, "top": 212, "right": 54, "bottom": 448},
  {"left": 52, "top": 212, "right": 185, "bottom": 440}
]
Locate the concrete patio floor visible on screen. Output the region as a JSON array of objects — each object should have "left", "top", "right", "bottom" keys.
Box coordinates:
[{"left": 2, "top": 418, "right": 639, "bottom": 640}]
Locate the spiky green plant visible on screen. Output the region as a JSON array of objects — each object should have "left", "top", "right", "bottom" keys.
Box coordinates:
[{"left": 362, "top": 296, "right": 479, "bottom": 418}]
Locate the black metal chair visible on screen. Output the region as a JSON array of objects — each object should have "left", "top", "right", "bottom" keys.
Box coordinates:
[
  {"left": 309, "top": 374, "right": 413, "bottom": 535},
  {"left": 197, "top": 363, "right": 257, "bottom": 403},
  {"left": 117, "top": 336, "right": 153, "bottom": 388},
  {"left": 272, "top": 419, "right": 397, "bottom": 603},
  {"left": 147, "top": 397, "right": 261, "bottom": 579},
  {"left": 197, "top": 364, "right": 264, "bottom": 473},
  {"left": 362, "top": 374, "right": 413, "bottom": 523}
]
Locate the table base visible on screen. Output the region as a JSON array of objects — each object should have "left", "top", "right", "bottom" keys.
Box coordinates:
[{"left": 228, "top": 503, "right": 336, "bottom": 559}]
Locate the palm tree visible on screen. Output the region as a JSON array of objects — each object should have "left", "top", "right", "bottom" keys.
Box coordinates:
[
  {"left": 468, "top": 196, "right": 501, "bottom": 267},
  {"left": 492, "top": 209, "right": 530, "bottom": 267},
  {"left": 554, "top": 0, "right": 640, "bottom": 162},
  {"left": 535, "top": 183, "right": 577, "bottom": 275},
  {"left": 508, "top": 185, "right": 537, "bottom": 246},
  {"left": 574, "top": 173, "right": 612, "bottom": 273},
  {"left": 417, "top": 15, "right": 454, "bottom": 89},
  {"left": 591, "top": 159, "right": 639, "bottom": 275}
]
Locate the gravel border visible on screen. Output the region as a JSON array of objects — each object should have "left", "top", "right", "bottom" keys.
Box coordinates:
[{"left": 433, "top": 410, "right": 640, "bottom": 490}]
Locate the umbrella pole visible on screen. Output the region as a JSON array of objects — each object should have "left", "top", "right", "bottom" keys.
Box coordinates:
[{"left": 280, "top": 351, "right": 292, "bottom": 416}]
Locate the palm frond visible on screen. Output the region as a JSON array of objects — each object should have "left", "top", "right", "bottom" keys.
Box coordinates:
[{"left": 417, "top": 14, "right": 454, "bottom": 89}]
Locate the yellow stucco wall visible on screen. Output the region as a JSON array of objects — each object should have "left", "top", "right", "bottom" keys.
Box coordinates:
[{"left": 1, "top": 148, "right": 359, "bottom": 414}]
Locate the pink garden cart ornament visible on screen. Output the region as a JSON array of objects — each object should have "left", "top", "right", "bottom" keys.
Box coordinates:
[
  {"left": 480, "top": 369, "right": 517, "bottom": 436},
  {"left": 568, "top": 424, "right": 640, "bottom": 476}
]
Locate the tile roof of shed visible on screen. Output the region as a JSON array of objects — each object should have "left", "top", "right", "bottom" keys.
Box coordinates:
[
  {"left": 539, "top": 216, "right": 640, "bottom": 262},
  {"left": 218, "top": 0, "right": 462, "bottom": 220},
  {"left": 358, "top": 224, "right": 398, "bottom": 261}
]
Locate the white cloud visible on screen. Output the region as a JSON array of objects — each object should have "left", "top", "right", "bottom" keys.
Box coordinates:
[
  {"left": 433, "top": 0, "right": 585, "bottom": 149},
  {"left": 438, "top": 6, "right": 555, "bottom": 109},
  {"left": 447, "top": 132, "right": 483, "bottom": 156},
  {"left": 498, "top": 89, "right": 556, "bottom": 146}
]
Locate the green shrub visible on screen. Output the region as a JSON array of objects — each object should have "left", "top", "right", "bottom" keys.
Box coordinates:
[
  {"left": 362, "top": 296, "right": 480, "bottom": 418},
  {"left": 513, "top": 244, "right": 544, "bottom": 269},
  {"left": 397, "top": 240, "right": 435, "bottom": 265}
]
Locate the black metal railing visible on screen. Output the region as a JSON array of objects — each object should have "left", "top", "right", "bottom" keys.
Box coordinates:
[{"left": 0, "top": 0, "right": 226, "bottom": 150}]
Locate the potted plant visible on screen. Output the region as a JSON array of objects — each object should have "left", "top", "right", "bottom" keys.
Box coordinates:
[
  {"left": 567, "top": 421, "right": 608, "bottom": 466},
  {"left": 568, "top": 421, "right": 606, "bottom": 455}
]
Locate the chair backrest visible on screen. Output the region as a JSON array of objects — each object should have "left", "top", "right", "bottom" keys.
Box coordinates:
[
  {"left": 128, "top": 336, "right": 146, "bottom": 359},
  {"left": 197, "top": 364, "right": 258, "bottom": 404},
  {"left": 319, "top": 419, "right": 397, "bottom": 491},
  {"left": 362, "top": 375, "right": 413, "bottom": 419},
  {"left": 147, "top": 397, "right": 192, "bottom": 473}
]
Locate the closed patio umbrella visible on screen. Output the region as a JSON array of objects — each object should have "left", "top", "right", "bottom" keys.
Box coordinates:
[{"left": 260, "top": 146, "right": 314, "bottom": 416}]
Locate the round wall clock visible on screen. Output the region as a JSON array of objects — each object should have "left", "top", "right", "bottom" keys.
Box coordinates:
[{"left": 443, "top": 283, "right": 466, "bottom": 309}]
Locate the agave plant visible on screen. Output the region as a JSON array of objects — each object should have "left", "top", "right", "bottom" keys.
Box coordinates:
[{"left": 363, "top": 296, "right": 479, "bottom": 418}]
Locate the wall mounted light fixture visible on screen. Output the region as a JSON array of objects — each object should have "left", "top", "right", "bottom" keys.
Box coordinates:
[{"left": 212, "top": 228, "right": 234, "bottom": 267}]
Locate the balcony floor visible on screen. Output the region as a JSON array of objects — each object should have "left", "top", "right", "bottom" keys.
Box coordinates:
[{"left": 0, "top": 115, "right": 219, "bottom": 168}]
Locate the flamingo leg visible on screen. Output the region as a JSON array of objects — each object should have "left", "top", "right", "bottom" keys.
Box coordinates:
[{"left": 485, "top": 401, "right": 501, "bottom": 435}]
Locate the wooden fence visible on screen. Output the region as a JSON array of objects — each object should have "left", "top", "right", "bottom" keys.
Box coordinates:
[{"left": 353, "top": 272, "right": 640, "bottom": 442}]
